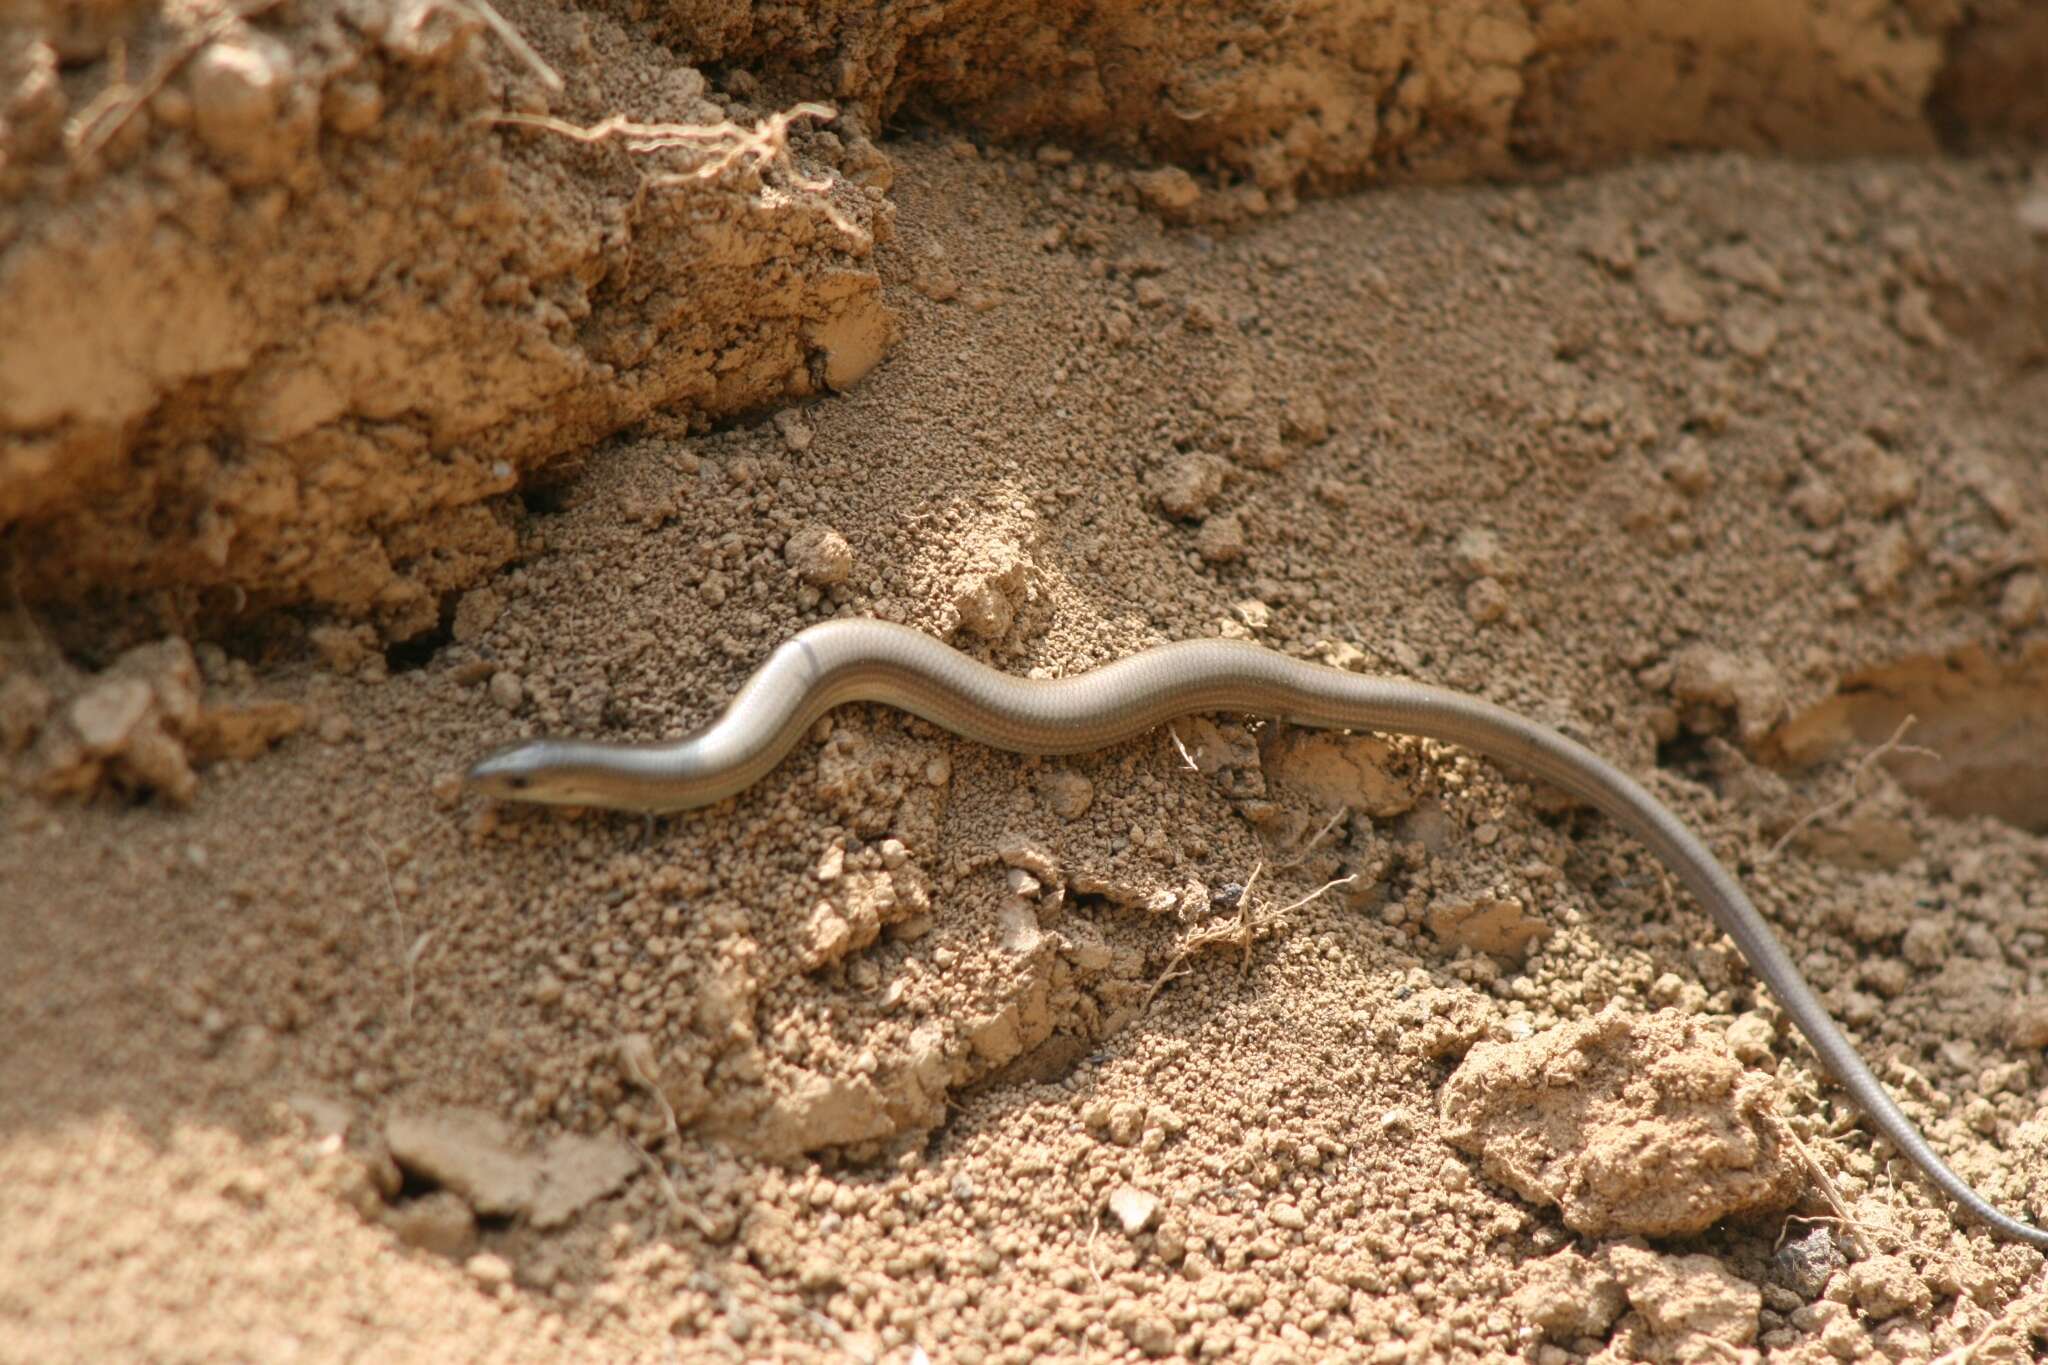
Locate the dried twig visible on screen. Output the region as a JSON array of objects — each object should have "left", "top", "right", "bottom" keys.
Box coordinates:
[
  {"left": 619, "top": 1038, "right": 715, "bottom": 1236},
  {"left": 623, "top": 1134, "right": 700, "bottom": 1233},
  {"left": 1764, "top": 715, "right": 1939, "bottom": 863},
  {"left": 1167, "top": 726, "right": 1201, "bottom": 772},
  {"left": 458, "top": 0, "right": 562, "bottom": 92},
  {"left": 365, "top": 834, "right": 432, "bottom": 1027},
  {"left": 490, "top": 102, "right": 835, "bottom": 188},
  {"left": 1143, "top": 865, "right": 1356, "bottom": 1006},
  {"left": 1277, "top": 807, "right": 1348, "bottom": 868},
  {"left": 490, "top": 101, "right": 860, "bottom": 238},
  {"left": 1770, "top": 1116, "right": 1878, "bottom": 1258},
  {"left": 68, "top": 0, "right": 287, "bottom": 158}
]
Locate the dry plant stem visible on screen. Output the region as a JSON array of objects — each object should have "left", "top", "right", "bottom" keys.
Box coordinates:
[
  {"left": 68, "top": 0, "right": 287, "bottom": 158},
  {"left": 1772, "top": 1115, "right": 1876, "bottom": 1258},
  {"left": 1765, "top": 715, "right": 1940, "bottom": 862},
  {"left": 364, "top": 834, "right": 429, "bottom": 1028},
  {"left": 458, "top": 0, "right": 562, "bottom": 92},
  {"left": 1144, "top": 866, "right": 1355, "bottom": 1006},
  {"left": 620, "top": 1043, "right": 712, "bottom": 1236},
  {"left": 622, "top": 1136, "right": 694, "bottom": 1233},
  {"left": 488, "top": 103, "right": 838, "bottom": 189},
  {"left": 489, "top": 102, "right": 861, "bottom": 239},
  {"left": 1278, "top": 807, "right": 1348, "bottom": 868}
]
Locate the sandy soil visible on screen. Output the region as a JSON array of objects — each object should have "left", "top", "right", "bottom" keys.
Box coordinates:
[{"left": 5, "top": 6, "right": 2048, "bottom": 1365}]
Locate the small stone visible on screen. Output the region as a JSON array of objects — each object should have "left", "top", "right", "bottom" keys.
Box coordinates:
[
  {"left": 450, "top": 588, "right": 501, "bottom": 644},
  {"left": 803, "top": 903, "right": 855, "bottom": 971},
  {"left": 387, "top": 1190, "right": 478, "bottom": 1258},
  {"left": 2006, "top": 996, "right": 2048, "bottom": 1050},
  {"left": 1280, "top": 391, "right": 1329, "bottom": 444},
  {"left": 1442, "top": 1008, "right": 1799, "bottom": 1238},
  {"left": 1660, "top": 437, "right": 1714, "bottom": 496},
  {"left": 1824, "top": 435, "right": 1918, "bottom": 517},
  {"left": 1852, "top": 523, "right": 1916, "bottom": 598},
  {"left": 1723, "top": 1015, "right": 1775, "bottom": 1063},
  {"left": 123, "top": 723, "right": 199, "bottom": 805},
  {"left": 1606, "top": 1244, "right": 1760, "bottom": 1350},
  {"left": 1133, "top": 166, "right": 1200, "bottom": 217},
  {"left": 1036, "top": 767, "right": 1094, "bottom": 819},
  {"left": 1157, "top": 454, "right": 1226, "bottom": 520},
  {"left": 815, "top": 843, "right": 845, "bottom": 882},
  {"left": 464, "top": 1252, "right": 515, "bottom": 1288},
  {"left": 949, "top": 552, "right": 1033, "bottom": 641},
  {"left": 1670, "top": 645, "right": 1787, "bottom": 744},
  {"left": 1698, "top": 242, "right": 1785, "bottom": 297},
  {"left": 487, "top": 671, "right": 523, "bottom": 712},
  {"left": 1104, "top": 1100, "right": 1146, "bottom": 1145},
  {"left": 1787, "top": 478, "right": 1845, "bottom": 529},
  {"left": 784, "top": 524, "right": 853, "bottom": 587},
  {"left": 70, "top": 678, "right": 153, "bottom": 754},
  {"left": 1450, "top": 527, "right": 1516, "bottom": 580},
  {"left": 1569, "top": 213, "right": 1638, "bottom": 274},
  {"left": 1641, "top": 262, "right": 1709, "bottom": 327},
  {"left": 1214, "top": 373, "right": 1255, "bottom": 422},
  {"left": 321, "top": 78, "right": 384, "bottom": 134},
  {"left": 529, "top": 1133, "right": 639, "bottom": 1230},
  {"left": 1860, "top": 957, "right": 1910, "bottom": 999},
  {"left": 1110, "top": 1303, "right": 1176, "bottom": 1358},
  {"left": 1261, "top": 730, "right": 1418, "bottom": 817},
  {"left": 185, "top": 700, "right": 306, "bottom": 762},
  {"left": 1464, "top": 577, "right": 1509, "bottom": 624},
  {"left": 1152, "top": 1220, "right": 1188, "bottom": 1262},
  {"left": 771, "top": 409, "right": 814, "bottom": 452},
  {"left": 1426, "top": 890, "right": 1547, "bottom": 957},
  {"left": 1996, "top": 573, "right": 2045, "bottom": 632},
  {"left": 1194, "top": 512, "right": 1247, "bottom": 563},
  {"left": 1107, "top": 1184, "right": 1160, "bottom": 1234},
  {"left": 1892, "top": 288, "right": 1947, "bottom": 347},
  {"left": 187, "top": 35, "right": 299, "bottom": 183},
  {"left": 1722, "top": 308, "right": 1778, "bottom": 360},
  {"left": 1774, "top": 1225, "right": 1846, "bottom": 1297},
  {"left": 1900, "top": 917, "right": 1949, "bottom": 967}
]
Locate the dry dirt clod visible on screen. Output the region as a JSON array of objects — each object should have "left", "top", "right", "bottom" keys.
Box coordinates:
[{"left": 1441, "top": 1007, "right": 1801, "bottom": 1238}]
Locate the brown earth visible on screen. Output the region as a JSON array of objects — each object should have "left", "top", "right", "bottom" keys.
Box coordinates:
[{"left": 4, "top": 1, "right": 2048, "bottom": 1363}]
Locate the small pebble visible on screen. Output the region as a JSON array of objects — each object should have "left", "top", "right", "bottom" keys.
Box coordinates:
[{"left": 488, "top": 671, "right": 523, "bottom": 712}]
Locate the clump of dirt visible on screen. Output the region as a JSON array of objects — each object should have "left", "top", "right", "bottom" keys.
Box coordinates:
[
  {"left": 1441, "top": 1006, "right": 1803, "bottom": 1239},
  {"left": 0, "top": 634, "right": 303, "bottom": 804},
  {"left": 1, "top": 0, "right": 888, "bottom": 639}
]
